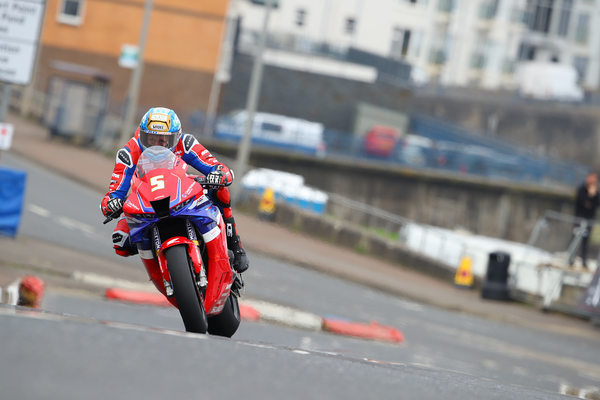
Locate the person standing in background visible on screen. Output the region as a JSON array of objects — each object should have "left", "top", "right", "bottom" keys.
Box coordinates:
[{"left": 575, "top": 172, "right": 600, "bottom": 268}]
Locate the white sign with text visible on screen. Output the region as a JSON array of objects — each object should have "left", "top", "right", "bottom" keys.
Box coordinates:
[{"left": 0, "top": 0, "right": 45, "bottom": 85}]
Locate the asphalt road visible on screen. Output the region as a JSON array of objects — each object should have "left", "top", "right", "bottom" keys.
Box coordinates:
[{"left": 0, "top": 151, "right": 595, "bottom": 399}]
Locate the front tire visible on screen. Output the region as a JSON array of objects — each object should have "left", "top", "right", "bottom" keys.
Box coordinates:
[
  {"left": 207, "top": 295, "right": 241, "bottom": 337},
  {"left": 165, "top": 244, "right": 208, "bottom": 334}
]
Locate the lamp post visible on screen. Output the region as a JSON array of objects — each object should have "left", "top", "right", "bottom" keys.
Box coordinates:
[
  {"left": 230, "top": 0, "right": 275, "bottom": 202},
  {"left": 117, "top": 0, "right": 153, "bottom": 149}
]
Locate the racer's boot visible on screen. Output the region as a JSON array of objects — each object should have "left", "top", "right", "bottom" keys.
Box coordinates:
[{"left": 224, "top": 217, "right": 249, "bottom": 273}]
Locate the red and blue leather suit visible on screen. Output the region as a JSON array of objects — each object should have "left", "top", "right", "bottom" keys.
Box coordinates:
[{"left": 101, "top": 128, "right": 234, "bottom": 257}]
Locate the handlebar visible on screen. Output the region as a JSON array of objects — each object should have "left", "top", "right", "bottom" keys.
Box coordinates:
[
  {"left": 103, "top": 176, "right": 226, "bottom": 224},
  {"left": 103, "top": 208, "right": 123, "bottom": 225},
  {"left": 193, "top": 176, "right": 228, "bottom": 188}
]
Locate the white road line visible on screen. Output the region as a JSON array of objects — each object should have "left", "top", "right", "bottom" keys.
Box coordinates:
[
  {"left": 27, "top": 203, "right": 98, "bottom": 236},
  {"left": 27, "top": 204, "right": 51, "bottom": 217},
  {"left": 71, "top": 272, "right": 153, "bottom": 291},
  {"left": 4, "top": 278, "right": 21, "bottom": 306},
  {"left": 242, "top": 299, "right": 323, "bottom": 330}
]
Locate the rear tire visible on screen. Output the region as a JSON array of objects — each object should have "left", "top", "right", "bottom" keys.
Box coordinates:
[
  {"left": 207, "top": 295, "right": 241, "bottom": 337},
  {"left": 165, "top": 245, "right": 208, "bottom": 334}
]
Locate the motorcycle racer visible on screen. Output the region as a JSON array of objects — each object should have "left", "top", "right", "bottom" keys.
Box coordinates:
[{"left": 100, "top": 107, "right": 249, "bottom": 273}]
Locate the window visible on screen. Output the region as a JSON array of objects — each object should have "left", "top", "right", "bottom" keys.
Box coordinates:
[
  {"left": 437, "top": 0, "right": 455, "bottom": 13},
  {"left": 250, "top": 0, "right": 280, "bottom": 7},
  {"left": 390, "top": 28, "right": 411, "bottom": 60},
  {"left": 557, "top": 0, "right": 572, "bottom": 37},
  {"left": 345, "top": 18, "right": 356, "bottom": 35},
  {"left": 574, "top": 13, "right": 590, "bottom": 44},
  {"left": 57, "top": 0, "right": 86, "bottom": 25},
  {"left": 261, "top": 122, "right": 282, "bottom": 134},
  {"left": 573, "top": 56, "right": 588, "bottom": 82},
  {"left": 470, "top": 33, "right": 489, "bottom": 69},
  {"left": 428, "top": 27, "right": 448, "bottom": 65},
  {"left": 518, "top": 43, "right": 536, "bottom": 60},
  {"left": 479, "top": 0, "right": 499, "bottom": 19},
  {"left": 296, "top": 9, "right": 306, "bottom": 26},
  {"left": 524, "top": 0, "right": 554, "bottom": 33}
]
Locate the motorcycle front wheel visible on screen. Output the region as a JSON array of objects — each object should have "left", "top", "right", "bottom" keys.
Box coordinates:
[
  {"left": 208, "top": 294, "right": 241, "bottom": 338},
  {"left": 165, "top": 244, "right": 208, "bottom": 334}
]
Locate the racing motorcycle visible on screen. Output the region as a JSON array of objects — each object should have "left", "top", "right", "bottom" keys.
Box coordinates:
[{"left": 104, "top": 146, "right": 243, "bottom": 337}]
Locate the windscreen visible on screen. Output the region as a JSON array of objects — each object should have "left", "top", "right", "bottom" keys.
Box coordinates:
[{"left": 137, "top": 146, "right": 177, "bottom": 178}]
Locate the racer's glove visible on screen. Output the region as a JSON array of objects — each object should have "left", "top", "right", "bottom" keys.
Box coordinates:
[
  {"left": 104, "top": 197, "right": 123, "bottom": 217},
  {"left": 206, "top": 170, "right": 226, "bottom": 186}
]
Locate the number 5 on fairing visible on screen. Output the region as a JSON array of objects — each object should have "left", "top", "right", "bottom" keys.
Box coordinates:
[{"left": 150, "top": 175, "right": 164, "bottom": 192}]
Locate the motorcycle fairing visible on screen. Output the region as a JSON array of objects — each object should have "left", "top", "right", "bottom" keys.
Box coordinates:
[{"left": 122, "top": 151, "right": 233, "bottom": 316}]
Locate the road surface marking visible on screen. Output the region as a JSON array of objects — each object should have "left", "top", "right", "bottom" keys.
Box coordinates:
[
  {"left": 242, "top": 299, "right": 323, "bottom": 330},
  {"left": 27, "top": 204, "right": 51, "bottom": 217},
  {"left": 71, "top": 272, "right": 153, "bottom": 291},
  {"left": 27, "top": 204, "right": 98, "bottom": 236}
]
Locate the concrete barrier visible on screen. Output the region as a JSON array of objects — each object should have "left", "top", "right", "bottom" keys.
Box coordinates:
[{"left": 238, "top": 193, "right": 472, "bottom": 286}]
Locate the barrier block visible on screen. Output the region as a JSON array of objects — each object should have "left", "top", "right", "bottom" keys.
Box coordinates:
[
  {"left": 322, "top": 318, "right": 404, "bottom": 343},
  {"left": 0, "top": 166, "right": 27, "bottom": 237},
  {"left": 105, "top": 288, "right": 172, "bottom": 307}
]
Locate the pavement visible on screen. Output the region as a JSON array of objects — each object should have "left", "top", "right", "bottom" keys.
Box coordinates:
[{"left": 1, "top": 111, "right": 599, "bottom": 341}]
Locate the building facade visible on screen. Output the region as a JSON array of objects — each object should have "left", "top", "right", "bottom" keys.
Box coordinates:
[
  {"left": 235, "top": 0, "right": 600, "bottom": 91},
  {"left": 33, "top": 0, "right": 229, "bottom": 119}
]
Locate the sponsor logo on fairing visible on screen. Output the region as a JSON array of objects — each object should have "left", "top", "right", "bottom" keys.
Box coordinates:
[
  {"left": 153, "top": 226, "right": 161, "bottom": 252},
  {"left": 186, "top": 220, "right": 197, "bottom": 241},
  {"left": 112, "top": 173, "right": 120, "bottom": 179},
  {"left": 110, "top": 180, "right": 117, "bottom": 185},
  {"left": 125, "top": 200, "right": 140, "bottom": 211}
]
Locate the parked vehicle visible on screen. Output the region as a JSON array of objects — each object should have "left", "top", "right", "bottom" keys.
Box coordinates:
[
  {"left": 396, "top": 134, "right": 434, "bottom": 166},
  {"left": 362, "top": 125, "right": 401, "bottom": 158},
  {"left": 215, "top": 110, "right": 326, "bottom": 155},
  {"left": 104, "top": 146, "right": 242, "bottom": 336},
  {"left": 517, "top": 62, "right": 583, "bottom": 102}
]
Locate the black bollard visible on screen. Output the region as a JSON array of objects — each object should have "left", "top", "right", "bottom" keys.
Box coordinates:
[{"left": 481, "top": 251, "right": 511, "bottom": 301}]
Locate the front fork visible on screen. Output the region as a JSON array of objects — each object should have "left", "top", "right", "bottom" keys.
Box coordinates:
[{"left": 153, "top": 222, "right": 207, "bottom": 298}]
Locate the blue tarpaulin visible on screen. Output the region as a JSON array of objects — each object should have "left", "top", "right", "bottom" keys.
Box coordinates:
[{"left": 0, "top": 166, "right": 27, "bottom": 237}]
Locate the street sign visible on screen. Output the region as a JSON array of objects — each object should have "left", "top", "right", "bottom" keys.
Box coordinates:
[
  {"left": 0, "top": 0, "right": 46, "bottom": 85},
  {"left": 118, "top": 44, "right": 139, "bottom": 69},
  {"left": 0, "top": 122, "right": 14, "bottom": 150}
]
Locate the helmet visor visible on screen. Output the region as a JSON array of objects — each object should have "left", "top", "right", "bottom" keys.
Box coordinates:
[{"left": 140, "top": 130, "right": 181, "bottom": 150}]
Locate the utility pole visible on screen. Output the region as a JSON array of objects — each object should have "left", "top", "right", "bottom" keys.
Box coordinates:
[
  {"left": 0, "top": 84, "right": 12, "bottom": 123},
  {"left": 117, "top": 0, "right": 153, "bottom": 149},
  {"left": 0, "top": 83, "right": 11, "bottom": 163},
  {"left": 231, "top": 0, "right": 274, "bottom": 201},
  {"left": 204, "top": 4, "right": 237, "bottom": 138}
]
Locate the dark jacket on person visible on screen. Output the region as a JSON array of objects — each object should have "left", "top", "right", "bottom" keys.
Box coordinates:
[{"left": 575, "top": 184, "right": 600, "bottom": 221}]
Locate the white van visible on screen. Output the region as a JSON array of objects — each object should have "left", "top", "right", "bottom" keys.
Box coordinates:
[
  {"left": 517, "top": 62, "right": 583, "bottom": 102},
  {"left": 216, "top": 110, "right": 326, "bottom": 155}
]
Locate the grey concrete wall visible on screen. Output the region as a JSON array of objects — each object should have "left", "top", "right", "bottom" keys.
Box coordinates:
[
  {"left": 238, "top": 194, "right": 466, "bottom": 286},
  {"left": 414, "top": 94, "right": 600, "bottom": 170},
  {"left": 204, "top": 139, "right": 575, "bottom": 244},
  {"left": 219, "top": 54, "right": 413, "bottom": 133}
]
